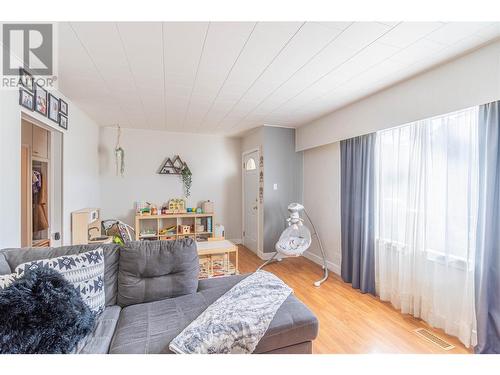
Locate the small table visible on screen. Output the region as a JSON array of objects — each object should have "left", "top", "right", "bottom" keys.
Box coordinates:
[{"left": 196, "top": 240, "right": 239, "bottom": 278}]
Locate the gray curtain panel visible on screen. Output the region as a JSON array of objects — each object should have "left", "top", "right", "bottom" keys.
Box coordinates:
[
  {"left": 475, "top": 101, "right": 500, "bottom": 354},
  {"left": 340, "top": 133, "right": 376, "bottom": 295}
]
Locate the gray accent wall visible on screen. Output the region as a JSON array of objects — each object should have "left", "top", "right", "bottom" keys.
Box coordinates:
[{"left": 262, "top": 127, "right": 303, "bottom": 253}]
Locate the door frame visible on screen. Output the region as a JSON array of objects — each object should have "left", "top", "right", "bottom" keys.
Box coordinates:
[
  {"left": 241, "top": 148, "right": 261, "bottom": 255},
  {"left": 21, "top": 112, "right": 64, "bottom": 247}
]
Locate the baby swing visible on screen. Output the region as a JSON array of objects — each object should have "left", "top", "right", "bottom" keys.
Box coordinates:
[{"left": 257, "top": 203, "right": 329, "bottom": 287}]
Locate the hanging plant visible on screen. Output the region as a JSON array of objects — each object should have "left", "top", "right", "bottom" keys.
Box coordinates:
[
  {"left": 115, "top": 147, "right": 124, "bottom": 176},
  {"left": 180, "top": 166, "right": 192, "bottom": 197},
  {"left": 115, "top": 125, "right": 125, "bottom": 177}
]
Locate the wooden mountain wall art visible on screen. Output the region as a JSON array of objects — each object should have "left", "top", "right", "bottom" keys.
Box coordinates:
[{"left": 158, "top": 155, "right": 190, "bottom": 175}]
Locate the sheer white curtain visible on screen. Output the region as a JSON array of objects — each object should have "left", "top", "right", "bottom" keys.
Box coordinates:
[{"left": 375, "top": 107, "right": 478, "bottom": 347}]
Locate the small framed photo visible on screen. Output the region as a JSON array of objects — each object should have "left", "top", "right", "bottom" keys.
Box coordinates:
[
  {"left": 48, "top": 93, "right": 59, "bottom": 123},
  {"left": 59, "top": 99, "right": 68, "bottom": 116},
  {"left": 59, "top": 114, "right": 68, "bottom": 130},
  {"left": 19, "top": 68, "right": 34, "bottom": 92},
  {"left": 19, "top": 89, "right": 34, "bottom": 111},
  {"left": 34, "top": 84, "right": 48, "bottom": 116}
]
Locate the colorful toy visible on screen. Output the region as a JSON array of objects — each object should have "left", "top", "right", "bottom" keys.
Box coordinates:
[
  {"left": 178, "top": 225, "right": 191, "bottom": 234},
  {"left": 164, "top": 198, "right": 187, "bottom": 214},
  {"left": 159, "top": 225, "right": 176, "bottom": 236}
]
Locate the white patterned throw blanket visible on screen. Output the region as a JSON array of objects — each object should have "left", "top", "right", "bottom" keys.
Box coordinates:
[{"left": 169, "top": 270, "right": 292, "bottom": 354}]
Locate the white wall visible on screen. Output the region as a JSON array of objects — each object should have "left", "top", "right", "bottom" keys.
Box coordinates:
[
  {"left": 0, "top": 89, "right": 101, "bottom": 248},
  {"left": 98, "top": 127, "right": 242, "bottom": 241},
  {"left": 0, "top": 90, "right": 22, "bottom": 248},
  {"left": 240, "top": 127, "right": 263, "bottom": 153},
  {"left": 297, "top": 40, "right": 500, "bottom": 151},
  {"left": 60, "top": 107, "right": 101, "bottom": 244},
  {"left": 302, "top": 142, "right": 341, "bottom": 275}
]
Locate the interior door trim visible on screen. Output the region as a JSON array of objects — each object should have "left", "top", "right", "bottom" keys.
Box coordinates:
[{"left": 21, "top": 111, "right": 64, "bottom": 247}]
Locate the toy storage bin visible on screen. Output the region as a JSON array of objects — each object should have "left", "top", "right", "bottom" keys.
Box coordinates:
[{"left": 202, "top": 200, "right": 214, "bottom": 213}]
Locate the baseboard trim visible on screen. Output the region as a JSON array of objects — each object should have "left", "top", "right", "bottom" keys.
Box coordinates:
[
  {"left": 303, "top": 251, "right": 341, "bottom": 276},
  {"left": 229, "top": 238, "right": 242, "bottom": 245}
]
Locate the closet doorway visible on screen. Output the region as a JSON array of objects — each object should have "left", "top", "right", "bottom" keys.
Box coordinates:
[{"left": 21, "top": 115, "right": 63, "bottom": 248}]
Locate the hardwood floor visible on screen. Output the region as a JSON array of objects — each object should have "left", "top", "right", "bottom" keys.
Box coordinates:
[{"left": 235, "top": 245, "right": 472, "bottom": 354}]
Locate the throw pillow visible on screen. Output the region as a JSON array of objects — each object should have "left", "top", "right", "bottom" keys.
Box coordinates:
[
  {"left": 15, "top": 248, "right": 105, "bottom": 313},
  {"left": 0, "top": 273, "right": 17, "bottom": 289},
  {"left": 0, "top": 267, "right": 95, "bottom": 354}
]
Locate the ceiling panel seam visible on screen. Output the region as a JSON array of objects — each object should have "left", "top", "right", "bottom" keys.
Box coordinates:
[
  {"left": 115, "top": 23, "right": 151, "bottom": 129},
  {"left": 68, "top": 22, "right": 133, "bottom": 128},
  {"left": 230, "top": 22, "right": 402, "bottom": 132},
  {"left": 210, "top": 22, "right": 307, "bottom": 132},
  {"left": 270, "top": 23, "right": 451, "bottom": 120},
  {"left": 180, "top": 22, "right": 211, "bottom": 131},
  {"left": 193, "top": 22, "right": 258, "bottom": 132},
  {"left": 224, "top": 22, "right": 357, "bottom": 132}
]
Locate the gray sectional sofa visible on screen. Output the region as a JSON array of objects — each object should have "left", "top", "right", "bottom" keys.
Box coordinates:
[{"left": 0, "top": 239, "right": 318, "bottom": 354}]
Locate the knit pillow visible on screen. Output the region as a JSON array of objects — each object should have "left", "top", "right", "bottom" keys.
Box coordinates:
[
  {"left": 15, "top": 248, "right": 105, "bottom": 313},
  {"left": 0, "top": 267, "right": 95, "bottom": 354}
]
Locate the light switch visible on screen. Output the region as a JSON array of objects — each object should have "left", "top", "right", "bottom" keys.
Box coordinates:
[{"left": 273, "top": 183, "right": 278, "bottom": 190}]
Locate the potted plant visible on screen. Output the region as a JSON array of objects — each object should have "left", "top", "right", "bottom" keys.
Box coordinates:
[{"left": 180, "top": 166, "right": 192, "bottom": 198}]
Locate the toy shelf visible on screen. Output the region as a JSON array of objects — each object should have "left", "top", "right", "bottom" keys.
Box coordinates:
[{"left": 135, "top": 212, "right": 215, "bottom": 242}]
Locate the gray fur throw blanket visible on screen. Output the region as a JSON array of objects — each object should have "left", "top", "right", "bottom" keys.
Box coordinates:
[
  {"left": 0, "top": 267, "right": 95, "bottom": 354},
  {"left": 169, "top": 270, "right": 292, "bottom": 354}
]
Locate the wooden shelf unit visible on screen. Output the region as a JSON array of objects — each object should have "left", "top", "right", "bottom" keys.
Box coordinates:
[{"left": 135, "top": 212, "right": 215, "bottom": 241}]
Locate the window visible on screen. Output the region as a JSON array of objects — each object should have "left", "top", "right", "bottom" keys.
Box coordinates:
[
  {"left": 245, "top": 158, "right": 256, "bottom": 171},
  {"left": 376, "top": 107, "right": 478, "bottom": 260}
]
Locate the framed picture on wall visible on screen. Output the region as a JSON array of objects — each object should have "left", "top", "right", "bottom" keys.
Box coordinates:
[
  {"left": 19, "top": 68, "right": 34, "bottom": 92},
  {"left": 59, "top": 114, "right": 68, "bottom": 130},
  {"left": 34, "top": 84, "right": 48, "bottom": 116},
  {"left": 48, "top": 93, "right": 59, "bottom": 123},
  {"left": 59, "top": 99, "right": 68, "bottom": 116},
  {"left": 19, "top": 89, "right": 34, "bottom": 111}
]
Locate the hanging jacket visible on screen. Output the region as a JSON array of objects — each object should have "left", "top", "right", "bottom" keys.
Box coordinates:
[{"left": 33, "top": 171, "right": 49, "bottom": 232}]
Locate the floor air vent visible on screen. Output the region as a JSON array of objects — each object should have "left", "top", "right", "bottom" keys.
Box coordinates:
[{"left": 414, "top": 328, "right": 455, "bottom": 350}]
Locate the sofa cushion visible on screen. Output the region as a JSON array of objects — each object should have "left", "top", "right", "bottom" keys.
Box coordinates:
[
  {"left": 74, "top": 306, "right": 121, "bottom": 354},
  {"left": 117, "top": 239, "right": 199, "bottom": 307},
  {"left": 254, "top": 291, "right": 319, "bottom": 353},
  {"left": 0, "top": 244, "right": 120, "bottom": 306},
  {"left": 109, "top": 274, "right": 318, "bottom": 354},
  {"left": 0, "top": 253, "right": 11, "bottom": 275},
  {"left": 15, "top": 248, "right": 106, "bottom": 313}
]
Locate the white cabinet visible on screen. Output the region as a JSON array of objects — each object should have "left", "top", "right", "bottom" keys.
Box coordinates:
[
  {"left": 21, "top": 120, "right": 32, "bottom": 146},
  {"left": 32, "top": 125, "right": 49, "bottom": 159}
]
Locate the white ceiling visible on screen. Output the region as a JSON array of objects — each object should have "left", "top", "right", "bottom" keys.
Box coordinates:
[{"left": 58, "top": 22, "right": 500, "bottom": 136}]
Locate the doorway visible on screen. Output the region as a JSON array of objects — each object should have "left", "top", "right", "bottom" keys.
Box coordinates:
[
  {"left": 20, "top": 116, "right": 63, "bottom": 247},
  {"left": 242, "top": 149, "right": 259, "bottom": 254}
]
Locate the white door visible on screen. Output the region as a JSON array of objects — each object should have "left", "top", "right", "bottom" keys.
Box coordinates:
[{"left": 243, "top": 151, "right": 259, "bottom": 253}]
